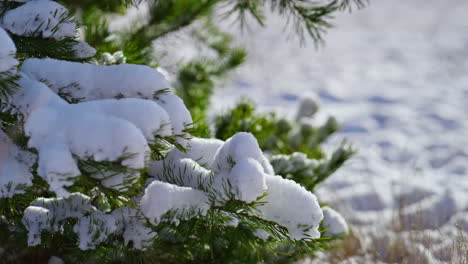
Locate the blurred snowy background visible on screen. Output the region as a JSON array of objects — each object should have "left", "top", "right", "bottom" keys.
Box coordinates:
[
  {"left": 112, "top": 0, "right": 468, "bottom": 261},
  {"left": 211, "top": 0, "right": 468, "bottom": 262}
]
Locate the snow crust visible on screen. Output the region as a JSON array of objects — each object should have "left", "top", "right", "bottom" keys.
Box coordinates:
[
  {"left": 1, "top": 1, "right": 76, "bottom": 40},
  {"left": 0, "top": 27, "right": 18, "bottom": 72}
]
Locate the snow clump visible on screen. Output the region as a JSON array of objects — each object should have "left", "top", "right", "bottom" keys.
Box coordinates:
[
  {"left": 321, "top": 206, "right": 349, "bottom": 237},
  {"left": 0, "top": 27, "right": 18, "bottom": 72},
  {"left": 148, "top": 133, "right": 325, "bottom": 240}
]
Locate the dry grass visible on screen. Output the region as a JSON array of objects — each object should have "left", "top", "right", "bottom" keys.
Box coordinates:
[
  {"left": 312, "top": 217, "right": 468, "bottom": 264},
  {"left": 310, "top": 188, "right": 467, "bottom": 264},
  {"left": 452, "top": 229, "right": 468, "bottom": 264}
]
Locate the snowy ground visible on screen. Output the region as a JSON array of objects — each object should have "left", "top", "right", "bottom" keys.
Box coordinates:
[{"left": 212, "top": 0, "right": 468, "bottom": 262}]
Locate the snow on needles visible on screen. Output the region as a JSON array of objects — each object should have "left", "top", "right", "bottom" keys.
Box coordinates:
[
  {"left": 3, "top": 1, "right": 335, "bottom": 250},
  {"left": 0, "top": 27, "right": 18, "bottom": 72},
  {"left": 0, "top": 1, "right": 95, "bottom": 59},
  {"left": 22, "top": 58, "right": 192, "bottom": 144},
  {"left": 260, "top": 175, "right": 323, "bottom": 240},
  {"left": 22, "top": 58, "right": 170, "bottom": 100},
  {"left": 11, "top": 74, "right": 176, "bottom": 196},
  {"left": 23, "top": 193, "right": 121, "bottom": 250},
  {"left": 112, "top": 207, "right": 156, "bottom": 250},
  {"left": 321, "top": 206, "right": 349, "bottom": 237},
  {"left": 0, "top": 131, "right": 35, "bottom": 198},
  {"left": 211, "top": 132, "right": 274, "bottom": 175},
  {"left": 5, "top": 53, "right": 196, "bottom": 196},
  {"left": 149, "top": 133, "right": 325, "bottom": 239},
  {"left": 141, "top": 180, "right": 210, "bottom": 225},
  {"left": 1, "top": 1, "right": 76, "bottom": 40}
]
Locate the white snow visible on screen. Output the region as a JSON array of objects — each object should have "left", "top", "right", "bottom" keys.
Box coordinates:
[
  {"left": 154, "top": 93, "right": 193, "bottom": 143},
  {"left": 91, "top": 171, "right": 140, "bottom": 191},
  {"left": 226, "top": 158, "right": 267, "bottom": 203},
  {"left": 140, "top": 180, "right": 210, "bottom": 225},
  {"left": 211, "top": 132, "right": 273, "bottom": 174},
  {"left": 1, "top": 1, "right": 76, "bottom": 40},
  {"left": 150, "top": 157, "right": 212, "bottom": 190},
  {"left": 71, "top": 41, "right": 96, "bottom": 59},
  {"left": 22, "top": 206, "right": 51, "bottom": 246},
  {"left": 23, "top": 193, "right": 139, "bottom": 250},
  {"left": 22, "top": 58, "right": 192, "bottom": 145},
  {"left": 213, "top": 0, "right": 468, "bottom": 260},
  {"left": 150, "top": 133, "right": 269, "bottom": 203},
  {"left": 112, "top": 207, "right": 156, "bottom": 250},
  {"left": 97, "top": 51, "right": 127, "bottom": 65},
  {"left": 74, "top": 211, "right": 117, "bottom": 250},
  {"left": 0, "top": 27, "right": 18, "bottom": 72},
  {"left": 23, "top": 193, "right": 98, "bottom": 247},
  {"left": 1, "top": 1, "right": 346, "bottom": 250},
  {"left": 321, "top": 206, "right": 349, "bottom": 237},
  {"left": 156, "top": 137, "right": 223, "bottom": 167},
  {"left": 259, "top": 175, "right": 323, "bottom": 240},
  {"left": 22, "top": 58, "right": 170, "bottom": 100},
  {"left": 11, "top": 72, "right": 182, "bottom": 196},
  {"left": 0, "top": 131, "right": 34, "bottom": 197},
  {"left": 30, "top": 193, "right": 96, "bottom": 228}
]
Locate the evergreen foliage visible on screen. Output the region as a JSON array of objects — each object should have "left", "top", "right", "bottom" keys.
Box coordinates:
[
  {"left": 213, "top": 100, "right": 356, "bottom": 260},
  {"left": 0, "top": 0, "right": 364, "bottom": 263}
]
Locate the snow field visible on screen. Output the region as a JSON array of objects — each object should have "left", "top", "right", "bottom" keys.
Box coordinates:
[{"left": 214, "top": 0, "right": 468, "bottom": 261}]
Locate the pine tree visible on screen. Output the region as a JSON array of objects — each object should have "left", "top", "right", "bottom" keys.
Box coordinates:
[{"left": 0, "top": 0, "right": 363, "bottom": 263}]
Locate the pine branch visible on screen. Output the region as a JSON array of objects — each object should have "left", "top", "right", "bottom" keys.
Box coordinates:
[
  {"left": 80, "top": 8, "right": 120, "bottom": 55},
  {"left": 0, "top": 1, "right": 22, "bottom": 19},
  {"left": 174, "top": 19, "right": 246, "bottom": 137},
  {"left": 0, "top": 70, "right": 19, "bottom": 103},
  {"left": 11, "top": 35, "right": 91, "bottom": 62},
  {"left": 141, "top": 0, "right": 219, "bottom": 40},
  {"left": 226, "top": 0, "right": 368, "bottom": 44},
  {"left": 312, "top": 140, "right": 356, "bottom": 188},
  {"left": 59, "top": 0, "right": 142, "bottom": 13},
  {"left": 116, "top": 0, "right": 219, "bottom": 64}
]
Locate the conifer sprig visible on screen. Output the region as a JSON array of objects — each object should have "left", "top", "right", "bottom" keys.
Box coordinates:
[
  {"left": 0, "top": 0, "right": 358, "bottom": 262},
  {"left": 0, "top": 71, "right": 19, "bottom": 102}
]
